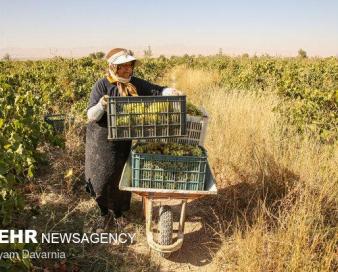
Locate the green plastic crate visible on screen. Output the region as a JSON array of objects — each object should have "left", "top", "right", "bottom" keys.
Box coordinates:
[
  {"left": 44, "top": 114, "right": 74, "bottom": 133},
  {"left": 107, "top": 96, "right": 187, "bottom": 140},
  {"left": 131, "top": 143, "right": 208, "bottom": 191}
]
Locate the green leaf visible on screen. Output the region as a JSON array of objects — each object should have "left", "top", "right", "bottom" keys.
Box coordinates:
[
  {"left": 15, "top": 144, "right": 23, "bottom": 155},
  {"left": 0, "top": 161, "right": 9, "bottom": 175},
  {"left": 4, "top": 144, "right": 11, "bottom": 150},
  {"left": 27, "top": 165, "right": 34, "bottom": 178}
]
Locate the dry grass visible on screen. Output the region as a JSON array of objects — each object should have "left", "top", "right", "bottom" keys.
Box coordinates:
[
  {"left": 27, "top": 66, "right": 337, "bottom": 271},
  {"left": 166, "top": 67, "right": 338, "bottom": 271},
  {"left": 162, "top": 65, "right": 221, "bottom": 104}
]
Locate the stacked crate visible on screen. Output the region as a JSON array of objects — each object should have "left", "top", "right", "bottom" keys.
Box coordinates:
[{"left": 107, "top": 96, "right": 209, "bottom": 191}]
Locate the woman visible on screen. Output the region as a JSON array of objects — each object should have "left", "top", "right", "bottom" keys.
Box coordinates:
[{"left": 85, "top": 48, "right": 180, "bottom": 232}]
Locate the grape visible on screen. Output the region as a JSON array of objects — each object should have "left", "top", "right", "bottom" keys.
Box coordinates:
[
  {"left": 115, "top": 101, "right": 179, "bottom": 126},
  {"left": 134, "top": 142, "right": 204, "bottom": 157},
  {"left": 187, "top": 102, "right": 203, "bottom": 116}
]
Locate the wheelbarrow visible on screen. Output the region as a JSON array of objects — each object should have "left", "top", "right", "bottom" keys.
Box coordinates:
[{"left": 119, "top": 155, "right": 217, "bottom": 257}]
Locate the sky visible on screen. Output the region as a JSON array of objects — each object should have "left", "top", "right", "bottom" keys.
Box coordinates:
[{"left": 0, "top": 0, "right": 337, "bottom": 58}]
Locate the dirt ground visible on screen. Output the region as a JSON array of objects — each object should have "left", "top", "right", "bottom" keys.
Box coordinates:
[{"left": 17, "top": 144, "right": 224, "bottom": 272}]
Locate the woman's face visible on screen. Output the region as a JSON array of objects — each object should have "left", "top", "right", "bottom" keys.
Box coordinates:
[{"left": 116, "top": 61, "right": 134, "bottom": 79}]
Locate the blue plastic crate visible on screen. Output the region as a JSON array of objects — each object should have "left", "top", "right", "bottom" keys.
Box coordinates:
[{"left": 131, "top": 143, "right": 208, "bottom": 191}]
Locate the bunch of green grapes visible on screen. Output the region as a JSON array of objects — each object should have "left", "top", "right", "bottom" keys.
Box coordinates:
[
  {"left": 140, "top": 159, "right": 199, "bottom": 184},
  {"left": 135, "top": 143, "right": 205, "bottom": 186},
  {"left": 186, "top": 102, "right": 203, "bottom": 116},
  {"left": 144, "top": 101, "right": 170, "bottom": 124},
  {"left": 134, "top": 142, "right": 204, "bottom": 157},
  {"left": 134, "top": 142, "right": 163, "bottom": 154},
  {"left": 145, "top": 101, "right": 169, "bottom": 113},
  {"left": 123, "top": 103, "right": 145, "bottom": 114},
  {"left": 117, "top": 102, "right": 172, "bottom": 126},
  {"left": 116, "top": 115, "right": 129, "bottom": 126},
  {"left": 116, "top": 103, "right": 144, "bottom": 126}
]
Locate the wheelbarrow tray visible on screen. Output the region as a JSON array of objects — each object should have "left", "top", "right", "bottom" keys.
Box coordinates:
[
  {"left": 119, "top": 153, "right": 217, "bottom": 198},
  {"left": 119, "top": 153, "right": 217, "bottom": 255}
]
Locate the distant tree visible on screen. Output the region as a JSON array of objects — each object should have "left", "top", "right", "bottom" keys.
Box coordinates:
[
  {"left": 218, "top": 48, "right": 223, "bottom": 56},
  {"left": 144, "top": 46, "right": 152, "bottom": 58},
  {"left": 262, "top": 53, "right": 271, "bottom": 58},
  {"left": 298, "top": 48, "right": 307, "bottom": 58},
  {"left": 2, "top": 53, "right": 11, "bottom": 61},
  {"left": 182, "top": 54, "right": 194, "bottom": 66},
  {"left": 89, "top": 52, "right": 105, "bottom": 59},
  {"left": 242, "top": 53, "right": 249, "bottom": 58},
  {"left": 158, "top": 54, "right": 167, "bottom": 61},
  {"left": 95, "top": 52, "right": 105, "bottom": 59}
]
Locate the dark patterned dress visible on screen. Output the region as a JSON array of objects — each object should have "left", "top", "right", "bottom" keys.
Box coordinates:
[{"left": 85, "top": 76, "right": 164, "bottom": 215}]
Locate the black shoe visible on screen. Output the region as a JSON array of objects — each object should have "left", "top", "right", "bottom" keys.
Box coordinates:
[
  {"left": 113, "top": 214, "right": 128, "bottom": 229},
  {"left": 92, "top": 212, "right": 112, "bottom": 233},
  {"left": 85, "top": 180, "right": 96, "bottom": 197}
]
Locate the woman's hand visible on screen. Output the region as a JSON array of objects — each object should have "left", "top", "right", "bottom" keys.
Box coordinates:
[
  {"left": 162, "top": 88, "right": 183, "bottom": 96},
  {"left": 99, "top": 95, "right": 109, "bottom": 110}
]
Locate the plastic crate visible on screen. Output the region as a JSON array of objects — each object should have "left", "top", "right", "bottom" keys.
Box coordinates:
[
  {"left": 44, "top": 114, "right": 74, "bottom": 132},
  {"left": 143, "top": 108, "right": 208, "bottom": 146},
  {"left": 107, "top": 96, "right": 187, "bottom": 140},
  {"left": 131, "top": 143, "right": 208, "bottom": 191}
]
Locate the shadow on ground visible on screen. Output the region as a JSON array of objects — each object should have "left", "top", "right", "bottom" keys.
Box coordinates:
[
  {"left": 157, "top": 150, "right": 300, "bottom": 270},
  {"left": 12, "top": 142, "right": 300, "bottom": 271}
]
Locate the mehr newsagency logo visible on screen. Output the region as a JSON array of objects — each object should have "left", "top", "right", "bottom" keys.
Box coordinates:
[{"left": 0, "top": 229, "right": 136, "bottom": 259}]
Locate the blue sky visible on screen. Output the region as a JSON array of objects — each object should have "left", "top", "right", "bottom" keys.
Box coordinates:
[{"left": 0, "top": 0, "right": 337, "bottom": 57}]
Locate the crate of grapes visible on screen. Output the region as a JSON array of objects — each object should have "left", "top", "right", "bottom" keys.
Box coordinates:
[
  {"left": 44, "top": 114, "right": 74, "bottom": 133},
  {"left": 107, "top": 96, "right": 187, "bottom": 140},
  {"left": 131, "top": 143, "right": 208, "bottom": 191},
  {"left": 145, "top": 104, "right": 208, "bottom": 146}
]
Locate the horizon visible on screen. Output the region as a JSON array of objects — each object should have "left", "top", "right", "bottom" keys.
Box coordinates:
[{"left": 1, "top": 46, "right": 337, "bottom": 60}]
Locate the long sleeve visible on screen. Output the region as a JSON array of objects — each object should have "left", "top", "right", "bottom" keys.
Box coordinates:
[
  {"left": 131, "top": 76, "right": 166, "bottom": 96},
  {"left": 87, "top": 101, "right": 105, "bottom": 121},
  {"left": 87, "top": 79, "right": 107, "bottom": 122}
]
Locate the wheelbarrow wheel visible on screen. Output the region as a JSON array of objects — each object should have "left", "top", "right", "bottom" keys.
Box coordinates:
[{"left": 159, "top": 205, "right": 173, "bottom": 258}]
